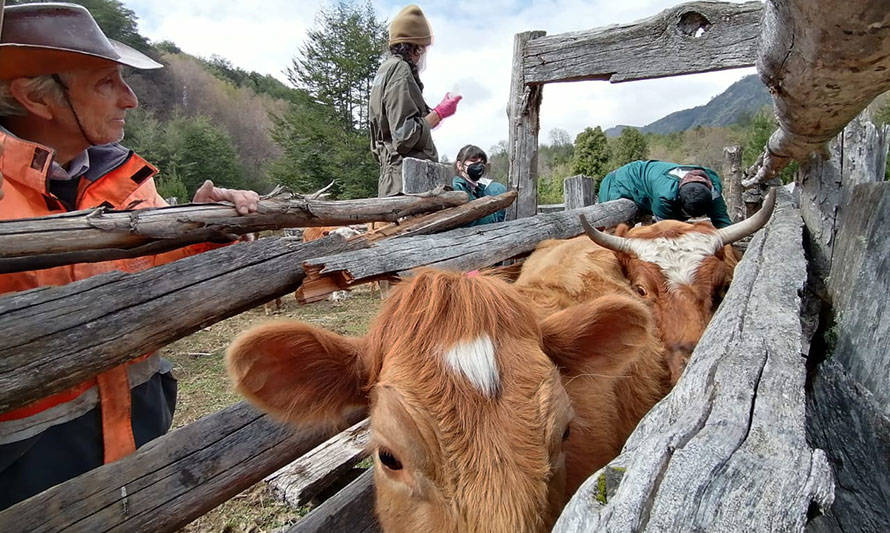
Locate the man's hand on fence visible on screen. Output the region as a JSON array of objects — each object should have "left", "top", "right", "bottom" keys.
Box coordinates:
[{"left": 193, "top": 180, "right": 260, "bottom": 215}]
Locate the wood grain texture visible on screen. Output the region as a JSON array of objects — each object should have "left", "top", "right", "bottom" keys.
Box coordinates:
[
  {"left": 402, "top": 158, "right": 452, "bottom": 194},
  {"left": 563, "top": 175, "right": 595, "bottom": 210},
  {"left": 0, "top": 403, "right": 365, "bottom": 532},
  {"left": 522, "top": 1, "right": 762, "bottom": 84},
  {"left": 288, "top": 469, "right": 378, "bottom": 533},
  {"left": 0, "top": 191, "right": 469, "bottom": 273},
  {"left": 507, "top": 30, "right": 546, "bottom": 220},
  {"left": 0, "top": 236, "right": 365, "bottom": 414},
  {"left": 748, "top": 0, "right": 890, "bottom": 184},
  {"left": 304, "top": 199, "right": 638, "bottom": 285},
  {"left": 806, "top": 183, "right": 890, "bottom": 531},
  {"left": 267, "top": 419, "right": 370, "bottom": 506},
  {"left": 555, "top": 188, "right": 834, "bottom": 532},
  {"left": 722, "top": 145, "right": 744, "bottom": 222}
]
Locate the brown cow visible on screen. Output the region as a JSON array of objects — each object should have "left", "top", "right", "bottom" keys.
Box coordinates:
[
  {"left": 227, "top": 269, "right": 663, "bottom": 531},
  {"left": 578, "top": 188, "right": 775, "bottom": 381}
]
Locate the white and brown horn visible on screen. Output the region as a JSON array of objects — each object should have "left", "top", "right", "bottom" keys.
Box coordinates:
[
  {"left": 579, "top": 215, "right": 634, "bottom": 253},
  {"left": 714, "top": 187, "right": 777, "bottom": 247}
]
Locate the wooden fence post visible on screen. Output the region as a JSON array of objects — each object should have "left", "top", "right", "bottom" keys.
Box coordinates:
[
  {"left": 722, "top": 145, "right": 744, "bottom": 222},
  {"left": 563, "top": 175, "right": 595, "bottom": 210},
  {"left": 506, "top": 30, "right": 546, "bottom": 221},
  {"left": 401, "top": 158, "right": 452, "bottom": 194}
]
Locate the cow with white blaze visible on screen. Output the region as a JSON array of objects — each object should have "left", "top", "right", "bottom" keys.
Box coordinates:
[{"left": 226, "top": 269, "right": 663, "bottom": 532}]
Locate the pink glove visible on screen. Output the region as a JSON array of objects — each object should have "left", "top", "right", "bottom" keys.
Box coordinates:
[{"left": 433, "top": 92, "right": 462, "bottom": 120}]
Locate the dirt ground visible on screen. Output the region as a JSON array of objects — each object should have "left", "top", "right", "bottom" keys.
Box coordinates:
[{"left": 162, "top": 285, "right": 383, "bottom": 533}]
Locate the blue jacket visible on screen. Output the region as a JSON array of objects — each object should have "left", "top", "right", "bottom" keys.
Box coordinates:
[{"left": 598, "top": 160, "right": 733, "bottom": 228}]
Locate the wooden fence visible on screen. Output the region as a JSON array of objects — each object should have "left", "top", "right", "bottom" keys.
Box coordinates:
[{"left": 3, "top": 0, "right": 889, "bottom": 530}]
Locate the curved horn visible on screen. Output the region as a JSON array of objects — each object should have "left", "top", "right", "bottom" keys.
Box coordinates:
[
  {"left": 714, "top": 186, "right": 777, "bottom": 247},
  {"left": 579, "top": 214, "right": 634, "bottom": 253}
]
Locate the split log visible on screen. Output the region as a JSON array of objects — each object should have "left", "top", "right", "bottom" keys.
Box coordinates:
[
  {"left": 267, "top": 419, "right": 370, "bottom": 507},
  {"left": 563, "top": 175, "right": 595, "bottom": 210},
  {"left": 722, "top": 145, "right": 745, "bottom": 222},
  {"left": 807, "top": 182, "right": 890, "bottom": 531},
  {"left": 288, "top": 469, "right": 378, "bottom": 533},
  {"left": 554, "top": 188, "right": 834, "bottom": 531},
  {"left": 797, "top": 112, "right": 889, "bottom": 282},
  {"left": 522, "top": 1, "right": 762, "bottom": 84},
  {"left": 507, "top": 30, "right": 546, "bottom": 220},
  {"left": 0, "top": 235, "right": 367, "bottom": 415},
  {"left": 0, "top": 403, "right": 365, "bottom": 532},
  {"left": 301, "top": 199, "right": 638, "bottom": 291},
  {"left": 0, "top": 191, "right": 469, "bottom": 273},
  {"left": 296, "top": 192, "right": 517, "bottom": 301},
  {"left": 402, "top": 158, "right": 452, "bottom": 194},
  {"left": 0, "top": 193, "right": 515, "bottom": 415},
  {"left": 745, "top": 0, "right": 890, "bottom": 185}
]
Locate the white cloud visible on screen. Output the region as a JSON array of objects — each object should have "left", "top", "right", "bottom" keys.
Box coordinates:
[{"left": 124, "top": 0, "right": 760, "bottom": 162}]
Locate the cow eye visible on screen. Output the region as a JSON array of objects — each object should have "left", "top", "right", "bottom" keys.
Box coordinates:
[
  {"left": 633, "top": 284, "right": 648, "bottom": 297},
  {"left": 378, "top": 448, "right": 403, "bottom": 471},
  {"left": 562, "top": 425, "right": 571, "bottom": 442}
]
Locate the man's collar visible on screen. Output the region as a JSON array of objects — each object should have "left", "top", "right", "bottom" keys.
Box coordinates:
[{"left": 49, "top": 150, "right": 91, "bottom": 181}]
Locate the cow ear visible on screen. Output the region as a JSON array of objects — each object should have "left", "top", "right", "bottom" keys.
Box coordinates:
[
  {"left": 540, "top": 294, "right": 656, "bottom": 375},
  {"left": 226, "top": 321, "right": 369, "bottom": 427}
]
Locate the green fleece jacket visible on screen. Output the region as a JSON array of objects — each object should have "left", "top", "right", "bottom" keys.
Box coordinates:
[{"left": 598, "top": 160, "right": 733, "bottom": 228}]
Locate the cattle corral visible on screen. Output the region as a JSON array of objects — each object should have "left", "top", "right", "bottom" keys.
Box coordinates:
[{"left": 1, "top": 1, "right": 890, "bottom": 532}]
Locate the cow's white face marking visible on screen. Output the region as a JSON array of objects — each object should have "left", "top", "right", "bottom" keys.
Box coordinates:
[
  {"left": 442, "top": 335, "right": 499, "bottom": 397},
  {"left": 626, "top": 232, "right": 720, "bottom": 290}
]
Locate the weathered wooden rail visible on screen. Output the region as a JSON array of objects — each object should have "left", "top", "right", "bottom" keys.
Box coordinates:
[
  {"left": 0, "top": 196, "right": 637, "bottom": 530},
  {"left": 3, "top": 0, "right": 889, "bottom": 530},
  {"left": 554, "top": 188, "right": 834, "bottom": 531},
  {"left": 0, "top": 190, "right": 469, "bottom": 273},
  {"left": 507, "top": 0, "right": 763, "bottom": 219}
]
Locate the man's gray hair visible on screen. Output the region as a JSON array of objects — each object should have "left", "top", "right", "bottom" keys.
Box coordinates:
[{"left": 0, "top": 75, "right": 66, "bottom": 117}]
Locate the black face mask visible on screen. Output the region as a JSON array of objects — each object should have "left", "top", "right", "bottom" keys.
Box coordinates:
[{"left": 466, "top": 162, "right": 485, "bottom": 180}]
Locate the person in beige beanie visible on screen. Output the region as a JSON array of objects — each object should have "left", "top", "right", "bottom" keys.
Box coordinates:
[{"left": 369, "top": 4, "right": 462, "bottom": 197}]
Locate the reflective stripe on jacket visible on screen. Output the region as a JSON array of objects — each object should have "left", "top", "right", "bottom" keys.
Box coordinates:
[
  {"left": 369, "top": 55, "right": 438, "bottom": 197},
  {"left": 0, "top": 129, "right": 214, "bottom": 462}
]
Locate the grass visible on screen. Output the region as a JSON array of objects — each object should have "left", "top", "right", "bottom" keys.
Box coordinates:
[{"left": 161, "top": 285, "right": 383, "bottom": 532}]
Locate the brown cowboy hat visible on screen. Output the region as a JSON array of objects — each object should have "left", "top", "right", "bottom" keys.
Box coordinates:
[{"left": 0, "top": 2, "right": 162, "bottom": 80}]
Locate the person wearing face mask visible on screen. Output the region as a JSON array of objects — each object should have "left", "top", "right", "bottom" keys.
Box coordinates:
[
  {"left": 369, "top": 4, "right": 462, "bottom": 197},
  {"left": 451, "top": 144, "right": 508, "bottom": 227},
  {"left": 598, "top": 160, "right": 733, "bottom": 228}
]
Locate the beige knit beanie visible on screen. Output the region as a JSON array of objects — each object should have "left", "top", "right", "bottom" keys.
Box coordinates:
[{"left": 388, "top": 5, "right": 432, "bottom": 46}]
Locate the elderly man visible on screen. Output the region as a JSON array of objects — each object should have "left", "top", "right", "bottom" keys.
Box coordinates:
[
  {"left": 598, "top": 160, "right": 733, "bottom": 228},
  {"left": 0, "top": 3, "right": 259, "bottom": 508}
]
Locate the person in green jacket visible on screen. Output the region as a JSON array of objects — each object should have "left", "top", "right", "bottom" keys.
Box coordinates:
[
  {"left": 451, "top": 144, "right": 507, "bottom": 227},
  {"left": 369, "top": 5, "right": 462, "bottom": 197},
  {"left": 597, "top": 160, "right": 733, "bottom": 228}
]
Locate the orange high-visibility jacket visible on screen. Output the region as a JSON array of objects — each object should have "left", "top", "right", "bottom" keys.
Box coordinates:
[{"left": 0, "top": 129, "right": 216, "bottom": 462}]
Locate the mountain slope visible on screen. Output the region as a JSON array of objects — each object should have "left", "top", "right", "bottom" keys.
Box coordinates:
[{"left": 606, "top": 75, "right": 772, "bottom": 136}]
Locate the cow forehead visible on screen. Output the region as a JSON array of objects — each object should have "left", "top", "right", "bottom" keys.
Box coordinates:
[
  {"left": 628, "top": 232, "right": 719, "bottom": 288},
  {"left": 443, "top": 335, "right": 500, "bottom": 397}
]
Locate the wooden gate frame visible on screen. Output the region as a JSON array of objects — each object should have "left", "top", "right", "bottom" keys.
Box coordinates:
[{"left": 506, "top": 0, "right": 764, "bottom": 219}]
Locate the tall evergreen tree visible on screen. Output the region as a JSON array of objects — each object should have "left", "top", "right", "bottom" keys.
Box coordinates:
[
  {"left": 271, "top": 0, "right": 386, "bottom": 198},
  {"left": 572, "top": 126, "right": 612, "bottom": 183},
  {"left": 287, "top": 0, "right": 387, "bottom": 130},
  {"left": 610, "top": 127, "right": 648, "bottom": 168}
]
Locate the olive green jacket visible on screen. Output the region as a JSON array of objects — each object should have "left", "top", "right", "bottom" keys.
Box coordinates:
[{"left": 369, "top": 56, "right": 438, "bottom": 197}]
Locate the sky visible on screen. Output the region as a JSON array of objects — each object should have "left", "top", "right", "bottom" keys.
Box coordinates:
[{"left": 126, "top": 0, "right": 757, "bottom": 160}]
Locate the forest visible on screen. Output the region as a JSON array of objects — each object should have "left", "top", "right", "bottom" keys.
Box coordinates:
[{"left": 13, "top": 0, "right": 888, "bottom": 204}]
